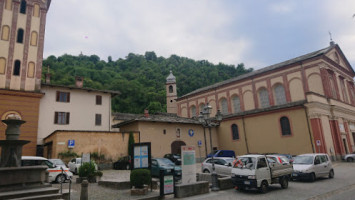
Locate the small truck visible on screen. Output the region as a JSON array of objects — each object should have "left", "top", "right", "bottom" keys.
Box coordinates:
[{"left": 231, "top": 154, "right": 293, "bottom": 193}]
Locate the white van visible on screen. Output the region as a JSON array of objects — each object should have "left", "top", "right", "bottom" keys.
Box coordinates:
[
  {"left": 21, "top": 156, "right": 73, "bottom": 183},
  {"left": 292, "top": 153, "right": 334, "bottom": 182}
]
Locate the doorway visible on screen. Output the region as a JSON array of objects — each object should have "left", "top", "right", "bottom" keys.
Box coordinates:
[
  {"left": 343, "top": 138, "right": 349, "bottom": 154},
  {"left": 171, "top": 140, "right": 186, "bottom": 155}
]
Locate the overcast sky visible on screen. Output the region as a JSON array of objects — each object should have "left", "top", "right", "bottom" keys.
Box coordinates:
[{"left": 44, "top": 0, "right": 355, "bottom": 70}]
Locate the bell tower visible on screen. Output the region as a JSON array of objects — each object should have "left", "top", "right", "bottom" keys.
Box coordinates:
[{"left": 166, "top": 70, "right": 177, "bottom": 114}]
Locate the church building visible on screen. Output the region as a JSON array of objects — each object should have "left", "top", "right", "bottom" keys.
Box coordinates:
[
  {"left": 0, "top": 0, "right": 51, "bottom": 155},
  {"left": 171, "top": 43, "right": 355, "bottom": 160}
]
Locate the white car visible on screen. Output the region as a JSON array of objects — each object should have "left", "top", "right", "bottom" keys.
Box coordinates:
[
  {"left": 343, "top": 153, "right": 355, "bottom": 162},
  {"left": 68, "top": 158, "right": 98, "bottom": 174},
  {"left": 292, "top": 153, "right": 334, "bottom": 182},
  {"left": 201, "top": 157, "right": 235, "bottom": 176},
  {"left": 21, "top": 156, "right": 73, "bottom": 183}
]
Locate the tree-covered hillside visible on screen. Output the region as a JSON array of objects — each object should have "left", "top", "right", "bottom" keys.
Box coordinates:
[{"left": 42, "top": 52, "right": 253, "bottom": 114}]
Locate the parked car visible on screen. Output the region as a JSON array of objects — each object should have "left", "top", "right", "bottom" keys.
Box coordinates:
[
  {"left": 163, "top": 154, "right": 181, "bottom": 165},
  {"left": 151, "top": 158, "right": 182, "bottom": 181},
  {"left": 207, "top": 150, "right": 236, "bottom": 158},
  {"left": 202, "top": 157, "right": 234, "bottom": 176},
  {"left": 231, "top": 154, "right": 293, "bottom": 193},
  {"left": 343, "top": 152, "right": 355, "bottom": 162},
  {"left": 272, "top": 154, "right": 294, "bottom": 163},
  {"left": 68, "top": 158, "right": 98, "bottom": 174},
  {"left": 49, "top": 158, "right": 67, "bottom": 168},
  {"left": 292, "top": 153, "right": 334, "bottom": 182},
  {"left": 22, "top": 156, "right": 73, "bottom": 183},
  {"left": 113, "top": 156, "right": 131, "bottom": 170}
]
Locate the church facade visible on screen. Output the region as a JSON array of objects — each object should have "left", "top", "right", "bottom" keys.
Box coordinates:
[
  {"left": 0, "top": 0, "right": 51, "bottom": 155},
  {"left": 171, "top": 43, "right": 355, "bottom": 160}
]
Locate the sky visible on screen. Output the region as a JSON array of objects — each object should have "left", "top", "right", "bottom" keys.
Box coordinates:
[{"left": 44, "top": 0, "right": 355, "bottom": 70}]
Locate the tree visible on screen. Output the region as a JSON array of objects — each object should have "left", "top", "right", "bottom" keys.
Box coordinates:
[{"left": 128, "top": 132, "right": 135, "bottom": 157}]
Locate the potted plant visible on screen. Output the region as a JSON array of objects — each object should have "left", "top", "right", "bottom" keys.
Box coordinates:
[
  {"left": 130, "top": 169, "right": 151, "bottom": 195},
  {"left": 77, "top": 161, "right": 101, "bottom": 183}
]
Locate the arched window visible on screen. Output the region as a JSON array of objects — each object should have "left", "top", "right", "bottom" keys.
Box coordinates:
[
  {"left": 17, "top": 29, "right": 24, "bottom": 43},
  {"left": 0, "top": 57, "right": 6, "bottom": 74},
  {"left": 274, "top": 84, "right": 286, "bottom": 105},
  {"left": 328, "top": 74, "right": 337, "bottom": 99},
  {"left": 259, "top": 88, "right": 270, "bottom": 108},
  {"left": 220, "top": 98, "right": 228, "bottom": 114},
  {"left": 199, "top": 103, "right": 205, "bottom": 114},
  {"left": 1, "top": 25, "right": 10, "bottom": 41},
  {"left": 231, "top": 124, "right": 239, "bottom": 140},
  {"left": 169, "top": 85, "right": 173, "bottom": 93},
  {"left": 27, "top": 62, "right": 35, "bottom": 78},
  {"left": 280, "top": 116, "right": 291, "bottom": 136},
  {"left": 33, "top": 4, "right": 40, "bottom": 17},
  {"left": 20, "top": 0, "right": 27, "bottom": 14},
  {"left": 30, "top": 31, "right": 37, "bottom": 46},
  {"left": 232, "top": 95, "right": 241, "bottom": 113},
  {"left": 339, "top": 78, "right": 348, "bottom": 103},
  {"left": 190, "top": 105, "right": 196, "bottom": 117},
  {"left": 5, "top": 0, "right": 12, "bottom": 10},
  {"left": 13, "top": 60, "right": 21, "bottom": 76}
]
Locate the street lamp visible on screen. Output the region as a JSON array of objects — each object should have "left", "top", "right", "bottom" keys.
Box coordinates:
[{"left": 198, "top": 104, "right": 222, "bottom": 191}]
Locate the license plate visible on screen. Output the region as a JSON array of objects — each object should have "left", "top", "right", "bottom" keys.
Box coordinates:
[
  {"left": 244, "top": 181, "right": 250, "bottom": 185},
  {"left": 292, "top": 173, "right": 298, "bottom": 177}
]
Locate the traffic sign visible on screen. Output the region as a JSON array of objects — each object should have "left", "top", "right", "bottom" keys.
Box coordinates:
[
  {"left": 68, "top": 140, "right": 75, "bottom": 148},
  {"left": 188, "top": 129, "right": 194, "bottom": 137}
]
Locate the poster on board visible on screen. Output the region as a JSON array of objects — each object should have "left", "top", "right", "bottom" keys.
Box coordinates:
[{"left": 181, "top": 146, "right": 196, "bottom": 184}]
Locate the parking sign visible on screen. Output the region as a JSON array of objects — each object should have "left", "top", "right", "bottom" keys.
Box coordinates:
[{"left": 68, "top": 140, "right": 75, "bottom": 148}]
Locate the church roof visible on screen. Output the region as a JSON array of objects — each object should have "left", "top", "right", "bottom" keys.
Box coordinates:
[{"left": 178, "top": 44, "right": 339, "bottom": 100}]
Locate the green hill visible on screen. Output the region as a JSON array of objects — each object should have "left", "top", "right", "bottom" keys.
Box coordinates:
[{"left": 42, "top": 51, "right": 253, "bottom": 114}]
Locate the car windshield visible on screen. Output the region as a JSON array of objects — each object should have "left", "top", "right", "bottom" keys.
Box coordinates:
[
  {"left": 293, "top": 156, "right": 313, "bottom": 164},
  {"left": 157, "top": 159, "right": 174, "bottom": 166},
  {"left": 51, "top": 159, "right": 65, "bottom": 165},
  {"left": 233, "top": 157, "right": 256, "bottom": 169}
]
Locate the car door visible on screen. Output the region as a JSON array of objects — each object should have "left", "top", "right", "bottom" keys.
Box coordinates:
[
  {"left": 215, "top": 159, "right": 228, "bottom": 175},
  {"left": 313, "top": 156, "right": 323, "bottom": 177},
  {"left": 255, "top": 157, "right": 271, "bottom": 186},
  {"left": 151, "top": 160, "right": 159, "bottom": 177},
  {"left": 320, "top": 155, "right": 330, "bottom": 175}
]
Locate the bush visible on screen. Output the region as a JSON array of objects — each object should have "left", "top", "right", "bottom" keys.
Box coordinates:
[
  {"left": 78, "top": 162, "right": 96, "bottom": 178},
  {"left": 130, "top": 169, "right": 151, "bottom": 188}
]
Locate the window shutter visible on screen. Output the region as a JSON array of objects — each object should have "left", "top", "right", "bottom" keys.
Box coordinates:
[
  {"left": 54, "top": 112, "right": 58, "bottom": 124},
  {"left": 56, "top": 91, "right": 60, "bottom": 101},
  {"left": 66, "top": 113, "right": 70, "bottom": 124},
  {"left": 67, "top": 92, "right": 70, "bottom": 102}
]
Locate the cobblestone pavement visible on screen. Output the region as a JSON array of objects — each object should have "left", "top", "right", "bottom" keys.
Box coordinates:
[{"left": 53, "top": 163, "right": 203, "bottom": 200}]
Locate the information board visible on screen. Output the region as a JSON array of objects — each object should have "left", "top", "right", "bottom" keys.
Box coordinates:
[
  {"left": 181, "top": 146, "right": 196, "bottom": 184},
  {"left": 132, "top": 142, "right": 151, "bottom": 170}
]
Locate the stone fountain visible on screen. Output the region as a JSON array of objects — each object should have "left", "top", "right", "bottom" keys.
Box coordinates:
[{"left": 0, "top": 117, "right": 48, "bottom": 193}]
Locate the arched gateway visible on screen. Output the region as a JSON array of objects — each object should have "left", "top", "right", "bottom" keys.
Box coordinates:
[{"left": 171, "top": 140, "right": 186, "bottom": 155}]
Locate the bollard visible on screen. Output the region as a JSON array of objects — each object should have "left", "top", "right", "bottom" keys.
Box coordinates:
[{"left": 80, "top": 180, "right": 89, "bottom": 200}]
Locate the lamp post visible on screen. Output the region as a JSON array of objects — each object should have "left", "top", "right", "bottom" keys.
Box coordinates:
[{"left": 198, "top": 104, "right": 222, "bottom": 191}]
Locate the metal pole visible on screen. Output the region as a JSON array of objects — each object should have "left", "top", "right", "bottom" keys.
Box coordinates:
[
  {"left": 209, "top": 126, "right": 219, "bottom": 191},
  {"left": 203, "top": 127, "right": 207, "bottom": 157}
]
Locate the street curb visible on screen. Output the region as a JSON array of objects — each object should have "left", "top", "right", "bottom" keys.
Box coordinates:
[{"left": 307, "top": 182, "right": 355, "bottom": 200}]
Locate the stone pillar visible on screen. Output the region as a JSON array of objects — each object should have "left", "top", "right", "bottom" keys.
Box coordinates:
[{"left": 80, "top": 180, "right": 89, "bottom": 200}]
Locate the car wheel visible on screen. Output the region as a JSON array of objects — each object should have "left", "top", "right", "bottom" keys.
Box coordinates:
[
  {"left": 309, "top": 173, "right": 316, "bottom": 182},
  {"left": 203, "top": 169, "right": 210, "bottom": 173},
  {"left": 125, "top": 164, "right": 130, "bottom": 170},
  {"left": 347, "top": 157, "right": 354, "bottom": 162},
  {"left": 280, "top": 177, "right": 288, "bottom": 189},
  {"left": 56, "top": 174, "right": 66, "bottom": 183},
  {"left": 329, "top": 170, "right": 334, "bottom": 179},
  {"left": 259, "top": 181, "right": 268, "bottom": 193}
]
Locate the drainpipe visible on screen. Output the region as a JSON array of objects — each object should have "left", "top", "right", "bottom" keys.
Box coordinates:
[
  {"left": 242, "top": 116, "right": 250, "bottom": 154},
  {"left": 304, "top": 105, "right": 315, "bottom": 153}
]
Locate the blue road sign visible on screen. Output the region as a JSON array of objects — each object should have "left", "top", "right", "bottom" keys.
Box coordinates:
[
  {"left": 188, "top": 129, "right": 194, "bottom": 137},
  {"left": 68, "top": 140, "right": 75, "bottom": 148},
  {"left": 197, "top": 140, "right": 202, "bottom": 146}
]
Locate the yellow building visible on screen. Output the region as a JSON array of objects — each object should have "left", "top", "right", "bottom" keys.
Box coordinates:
[
  {"left": 0, "top": 0, "right": 51, "bottom": 155},
  {"left": 173, "top": 43, "right": 355, "bottom": 160}
]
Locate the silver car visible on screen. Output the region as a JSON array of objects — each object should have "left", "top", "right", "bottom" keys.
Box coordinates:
[
  {"left": 201, "top": 157, "right": 235, "bottom": 176},
  {"left": 344, "top": 153, "right": 355, "bottom": 162}
]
